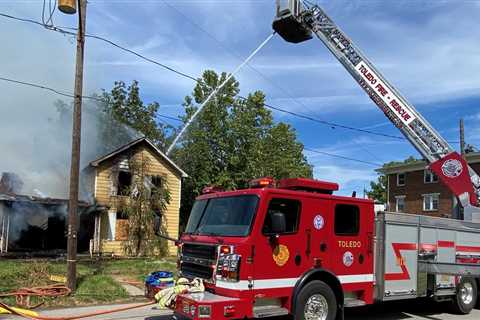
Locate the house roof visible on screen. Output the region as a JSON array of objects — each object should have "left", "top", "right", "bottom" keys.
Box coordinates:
[
  {"left": 89, "top": 137, "right": 188, "bottom": 178},
  {"left": 0, "top": 192, "right": 90, "bottom": 207},
  {"left": 377, "top": 152, "right": 480, "bottom": 175}
]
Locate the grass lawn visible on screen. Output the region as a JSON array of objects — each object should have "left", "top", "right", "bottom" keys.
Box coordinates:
[{"left": 0, "top": 257, "right": 177, "bottom": 308}]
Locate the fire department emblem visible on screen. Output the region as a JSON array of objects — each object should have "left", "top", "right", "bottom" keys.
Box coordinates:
[
  {"left": 314, "top": 215, "right": 325, "bottom": 230},
  {"left": 343, "top": 251, "right": 354, "bottom": 267},
  {"left": 441, "top": 159, "right": 463, "bottom": 178},
  {"left": 273, "top": 244, "right": 290, "bottom": 267}
]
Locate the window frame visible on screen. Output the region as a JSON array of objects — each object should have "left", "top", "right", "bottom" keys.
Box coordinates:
[
  {"left": 262, "top": 198, "right": 302, "bottom": 236},
  {"left": 397, "top": 173, "right": 406, "bottom": 186},
  {"left": 395, "top": 195, "right": 406, "bottom": 212},
  {"left": 424, "top": 170, "right": 439, "bottom": 184},
  {"left": 423, "top": 193, "right": 440, "bottom": 211},
  {"left": 185, "top": 195, "right": 261, "bottom": 237},
  {"left": 334, "top": 204, "right": 360, "bottom": 236},
  {"left": 117, "top": 170, "right": 132, "bottom": 196}
]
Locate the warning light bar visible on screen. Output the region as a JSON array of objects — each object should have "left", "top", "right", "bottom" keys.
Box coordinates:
[
  {"left": 202, "top": 186, "right": 225, "bottom": 194},
  {"left": 248, "top": 177, "right": 275, "bottom": 188},
  {"left": 278, "top": 178, "right": 339, "bottom": 194}
]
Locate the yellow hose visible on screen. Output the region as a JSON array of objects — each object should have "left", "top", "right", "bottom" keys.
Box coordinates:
[{"left": 0, "top": 306, "right": 39, "bottom": 317}]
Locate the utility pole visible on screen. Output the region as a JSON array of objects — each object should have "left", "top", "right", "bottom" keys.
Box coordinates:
[
  {"left": 460, "top": 118, "right": 465, "bottom": 156},
  {"left": 63, "top": 0, "right": 86, "bottom": 291}
]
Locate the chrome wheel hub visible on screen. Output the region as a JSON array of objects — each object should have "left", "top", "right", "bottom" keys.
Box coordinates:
[
  {"left": 304, "top": 294, "right": 328, "bottom": 320},
  {"left": 460, "top": 282, "right": 474, "bottom": 305}
]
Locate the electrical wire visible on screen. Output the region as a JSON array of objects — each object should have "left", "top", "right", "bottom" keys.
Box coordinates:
[
  {"left": 0, "top": 75, "right": 179, "bottom": 122},
  {"left": 0, "top": 76, "right": 98, "bottom": 101},
  {"left": 0, "top": 75, "right": 379, "bottom": 166},
  {"left": 162, "top": 0, "right": 390, "bottom": 163},
  {"left": 0, "top": 11, "right": 407, "bottom": 141},
  {"left": 304, "top": 147, "right": 382, "bottom": 167},
  {"left": 0, "top": 11, "right": 460, "bottom": 145},
  {"left": 1, "top": 11, "right": 455, "bottom": 166}
]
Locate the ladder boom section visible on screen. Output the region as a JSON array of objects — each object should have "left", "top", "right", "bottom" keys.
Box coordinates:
[
  {"left": 273, "top": 1, "right": 480, "bottom": 207},
  {"left": 302, "top": 6, "right": 451, "bottom": 162}
]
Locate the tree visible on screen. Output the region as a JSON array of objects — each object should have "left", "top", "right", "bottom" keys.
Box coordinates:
[
  {"left": 367, "top": 175, "right": 387, "bottom": 203},
  {"left": 367, "top": 156, "right": 419, "bottom": 203},
  {"left": 173, "top": 70, "right": 312, "bottom": 228},
  {"left": 117, "top": 153, "right": 171, "bottom": 256},
  {"left": 102, "top": 81, "right": 171, "bottom": 151}
]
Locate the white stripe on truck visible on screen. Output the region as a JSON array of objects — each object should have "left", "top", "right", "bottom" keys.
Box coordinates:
[{"left": 215, "top": 274, "right": 374, "bottom": 290}]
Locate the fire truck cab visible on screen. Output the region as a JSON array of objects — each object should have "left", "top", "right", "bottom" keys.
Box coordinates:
[{"left": 174, "top": 178, "right": 480, "bottom": 320}]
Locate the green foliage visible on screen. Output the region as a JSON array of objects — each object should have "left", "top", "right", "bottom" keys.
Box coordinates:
[
  {"left": 367, "top": 175, "right": 387, "bottom": 203},
  {"left": 382, "top": 156, "right": 419, "bottom": 168},
  {"left": 102, "top": 81, "right": 171, "bottom": 150},
  {"left": 118, "top": 154, "right": 171, "bottom": 257},
  {"left": 0, "top": 258, "right": 176, "bottom": 307},
  {"left": 172, "top": 70, "right": 313, "bottom": 227}
]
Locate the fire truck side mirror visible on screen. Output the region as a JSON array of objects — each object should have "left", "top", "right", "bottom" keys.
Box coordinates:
[{"left": 271, "top": 212, "right": 287, "bottom": 234}]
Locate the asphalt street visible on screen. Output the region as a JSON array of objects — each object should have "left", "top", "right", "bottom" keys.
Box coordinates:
[{"left": 3, "top": 299, "right": 480, "bottom": 320}]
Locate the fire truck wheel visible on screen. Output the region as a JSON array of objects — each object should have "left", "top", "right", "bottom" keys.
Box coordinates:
[
  {"left": 295, "top": 280, "right": 337, "bottom": 320},
  {"left": 451, "top": 277, "right": 477, "bottom": 314}
]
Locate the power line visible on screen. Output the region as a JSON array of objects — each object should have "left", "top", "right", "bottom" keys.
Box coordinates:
[
  {"left": 304, "top": 147, "right": 382, "bottom": 167},
  {"left": 1, "top": 10, "right": 461, "bottom": 146},
  {"left": 0, "top": 74, "right": 379, "bottom": 167},
  {"left": 158, "top": 114, "right": 182, "bottom": 123},
  {"left": 4, "top": 10, "right": 452, "bottom": 166},
  {"left": 0, "top": 75, "right": 179, "bottom": 122},
  {"left": 0, "top": 11, "right": 407, "bottom": 141},
  {"left": 160, "top": 0, "right": 400, "bottom": 163},
  {"left": 0, "top": 76, "right": 99, "bottom": 101},
  {"left": 0, "top": 10, "right": 402, "bottom": 166}
]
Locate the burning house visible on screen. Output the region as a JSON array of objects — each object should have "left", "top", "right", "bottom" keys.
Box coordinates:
[
  {"left": 0, "top": 138, "right": 186, "bottom": 256},
  {"left": 0, "top": 173, "right": 92, "bottom": 254}
]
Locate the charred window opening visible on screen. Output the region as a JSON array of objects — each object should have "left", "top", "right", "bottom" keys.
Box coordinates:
[
  {"left": 116, "top": 210, "right": 128, "bottom": 220},
  {"left": 117, "top": 171, "right": 132, "bottom": 195},
  {"left": 151, "top": 176, "right": 163, "bottom": 189}
]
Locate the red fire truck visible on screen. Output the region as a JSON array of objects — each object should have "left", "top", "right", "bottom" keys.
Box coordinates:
[
  {"left": 174, "top": 178, "right": 480, "bottom": 320},
  {"left": 171, "top": 1, "right": 480, "bottom": 319}
]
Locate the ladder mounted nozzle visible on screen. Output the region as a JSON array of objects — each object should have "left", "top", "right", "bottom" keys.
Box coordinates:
[{"left": 273, "top": 0, "right": 312, "bottom": 43}]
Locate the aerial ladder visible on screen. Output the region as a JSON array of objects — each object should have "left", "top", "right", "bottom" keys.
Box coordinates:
[{"left": 273, "top": 0, "right": 480, "bottom": 221}]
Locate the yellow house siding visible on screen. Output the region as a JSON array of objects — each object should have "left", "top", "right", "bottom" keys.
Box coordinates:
[{"left": 93, "top": 142, "right": 182, "bottom": 256}]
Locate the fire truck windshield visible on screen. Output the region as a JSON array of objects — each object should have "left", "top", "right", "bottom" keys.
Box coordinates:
[{"left": 185, "top": 195, "right": 259, "bottom": 237}]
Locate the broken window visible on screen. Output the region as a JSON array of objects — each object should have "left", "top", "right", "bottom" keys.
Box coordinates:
[
  {"left": 151, "top": 176, "right": 163, "bottom": 189},
  {"left": 117, "top": 171, "right": 132, "bottom": 195}
]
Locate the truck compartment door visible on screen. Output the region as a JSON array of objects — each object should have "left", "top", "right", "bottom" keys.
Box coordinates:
[{"left": 383, "top": 223, "right": 418, "bottom": 300}]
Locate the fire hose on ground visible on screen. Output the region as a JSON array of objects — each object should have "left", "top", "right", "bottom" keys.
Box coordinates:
[
  {"left": 0, "top": 300, "right": 156, "bottom": 320},
  {"left": 0, "top": 284, "right": 156, "bottom": 319},
  {"left": 0, "top": 285, "right": 71, "bottom": 309},
  {"left": 0, "top": 276, "right": 204, "bottom": 319}
]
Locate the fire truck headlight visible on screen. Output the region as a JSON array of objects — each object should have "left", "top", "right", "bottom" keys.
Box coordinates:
[{"left": 216, "top": 253, "right": 241, "bottom": 282}]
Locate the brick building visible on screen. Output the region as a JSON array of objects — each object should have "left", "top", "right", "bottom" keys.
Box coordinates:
[{"left": 378, "top": 152, "right": 480, "bottom": 218}]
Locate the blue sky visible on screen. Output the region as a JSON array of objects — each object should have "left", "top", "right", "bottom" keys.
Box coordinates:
[{"left": 1, "top": 0, "right": 480, "bottom": 197}]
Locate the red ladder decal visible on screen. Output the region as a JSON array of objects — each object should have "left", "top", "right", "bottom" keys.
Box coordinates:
[{"left": 384, "top": 243, "right": 417, "bottom": 281}]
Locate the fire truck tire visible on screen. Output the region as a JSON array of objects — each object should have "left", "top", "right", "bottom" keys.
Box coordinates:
[
  {"left": 450, "top": 277, "right": 477, "bottom": 314},
  {"left": 294, "top": 280, "right": 337, "bottom": 320}
]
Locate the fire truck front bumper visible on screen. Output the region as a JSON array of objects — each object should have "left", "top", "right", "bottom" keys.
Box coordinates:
[{"left": 174, "top": 291, "right": 250, "bottom": 320}]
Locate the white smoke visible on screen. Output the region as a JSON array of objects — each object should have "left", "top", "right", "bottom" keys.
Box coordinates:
[{"left": 0, "top": 95, "right": 140, "bottom": 200}]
